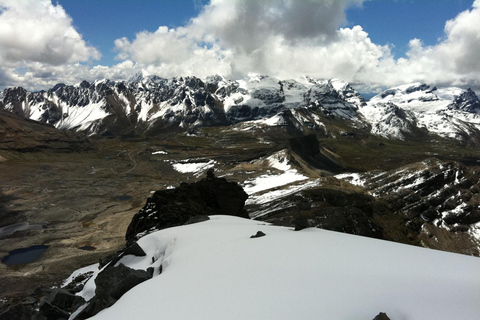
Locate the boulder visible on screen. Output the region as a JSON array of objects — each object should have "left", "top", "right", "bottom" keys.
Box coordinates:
[
  {"left": 95, "top": 264, "right": 151, "bottom": 302},
  {"left": 125, "top": 171, "right": 248, "bottom": 243},
  {"left": 0, "top": 304, "right": 32, "bottom": 320},
  {"left": 250, "top": 231, "right": 266, "bottom": 238},
  {"left": 75, "top": 264, "right": 151, "bottom": 319},
  {"left": 373, "top": 312, "right": 391, "bottom": 320},
  {"left": 99, "top": 242, "right": 147, "bottom": 269},
  {"left": 38, "top": 300, "right": 70, "bottom": 320},
  {"left": 45, "top": 288, "right": 85, "bottom": 312},
  {"left": 123, "top": 242, "right": 146, "bottom": 257}
]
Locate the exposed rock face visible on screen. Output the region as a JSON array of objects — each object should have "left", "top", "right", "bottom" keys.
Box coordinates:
[
  {"left": 360, "top": 158, "right": 480, "bottom": 228},
  {"left": 450, "top": 88, "right": 480, "bottom": 113},
  {"left": 125, "top": 170, "right": 249, "bottom": 243},
  {"left": 75, "top": 264, "right": 152, "bottom": 320},
  {"left": 338, "top": 158, "right": 480, "bottom": 255},
  {"left": 0, "top": 287, "right": 87, "bottom": 320}
]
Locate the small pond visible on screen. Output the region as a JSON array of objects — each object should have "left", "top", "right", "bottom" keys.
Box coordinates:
[{"left": 2, "top": 245, "right": 49, "bottom": 266}]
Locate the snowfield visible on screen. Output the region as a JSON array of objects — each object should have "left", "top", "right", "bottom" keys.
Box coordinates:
[{"left": 71, "top": 216, "right": 480, "bottom": 320}]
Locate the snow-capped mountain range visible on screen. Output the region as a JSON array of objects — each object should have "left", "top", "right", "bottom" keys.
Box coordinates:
[{"left": 1, "top": 74, "right": 480, "bottom": 141}]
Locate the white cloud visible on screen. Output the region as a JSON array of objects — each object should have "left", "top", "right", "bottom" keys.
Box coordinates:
[
  {"left": 388, "top": 0, "right": 480, "bottom": 90},
  {"left": 109, "top": 0, "right": 480, "bottom": 92},
  {"left": 0, "top": 0, "right": 106, "bottom": 90},
  {"left": 112, "top": 0, "right": 373, "bottom": 80},
  {"left": 0, "top": 0, "right": 100, "bottom": 66},
  {"left": 2, "top": 0, "right": 480, "bottom": 93},
  {"left": 0, "top": 61, "right": 137, "bottom": 91},
  {"left": 191, "top": 0, "right": 365, "bottom": 53}
]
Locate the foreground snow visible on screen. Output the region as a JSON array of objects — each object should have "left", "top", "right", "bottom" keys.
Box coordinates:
[{"left": 75, "top": 216, "right": 480, "bottom": 320}]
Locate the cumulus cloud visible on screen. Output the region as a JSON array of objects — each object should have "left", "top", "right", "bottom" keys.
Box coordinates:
[
  {"left": 0, "top": 0, "right": 100, "bottom": 66},
  {"left": 2, "top": 0, "right": 480, "bottom": 93},
  {"left": 191, "top": 0, "right": 364, "bottom": 53},
  {"left": 113, "top": 0, "right": 372, "bottom": 80},
  {"left": 109, "top": 0, "right": 480, "bottom": 92},
  {"left": 388, "top": 0, "right": 480, "bottom": 90}
]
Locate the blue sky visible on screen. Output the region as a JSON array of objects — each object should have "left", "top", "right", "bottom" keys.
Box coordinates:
[
  {"left": 56, "top": 0, "right": 473, "bottom": 66},
  {"left": 1, "top": 0, "right": 480, "bottom": 92},
  {"left": 57, "top": 0, "right": 202, "bottom": 66},
  {"left": 347, "top": 0, "right": 473, "bottom": 55}
]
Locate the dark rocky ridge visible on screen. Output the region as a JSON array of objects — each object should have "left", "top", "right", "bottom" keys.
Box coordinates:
[
  {"left": 0, "top": 110, "right": 91, "bottom": 153},
  {"left": 126, "top": 169, "right": 249, "bottom": 243}
]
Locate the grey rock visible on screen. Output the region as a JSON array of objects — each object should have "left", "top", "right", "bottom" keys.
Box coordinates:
[
  {"left": 373, "top": 312, "right": 391, "bottom": 320},
  {"left": 250, "top": 231, "right": 266, "bottom": 238}
]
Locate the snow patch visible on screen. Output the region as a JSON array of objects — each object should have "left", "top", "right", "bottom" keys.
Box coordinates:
[
  {"left": 335, "top": 173, "right": 367, "bottom": 187},
  {"left": 171, "top": 160, "right": 216, "bottom": 176},
  {"left": 151, "top": 151, "right": 168, "bottom": 155}
]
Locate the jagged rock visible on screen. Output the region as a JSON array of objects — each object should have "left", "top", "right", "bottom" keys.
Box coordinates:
[
  {"left": 125, "top": 172, "right": 248, "bottom": 243},
  {"left": 373, "top": 312, "right": 391, "bottom": 320},
  {"left": 123, "top": 242, "right": 147, "bottom": 257},
  {"left": 0, "top": 303, "right": 32, "bottom": 320},
  {"left": 98, "top": 243, "right": 147, "bottom": 269},
  {"left": 250, "top": 231, "right": 266, "bottom": 238},
  {"left": 95, "top": 264, "right": 151, "bottom": 301},
  {"left": 45, "top": 288, "right": 85, "bottom": 312},
  {"left": 75, "top": 264, "right": 151, "bottom": 319},
  {"left": 38, "top": 300, "right": 70, "bottom": 320}
]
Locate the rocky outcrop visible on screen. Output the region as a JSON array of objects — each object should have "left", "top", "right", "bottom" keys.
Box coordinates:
[
  {"left": 373, "top": 312, "right": 391, "bottom": 320},
  {"left": 75, "top": 264, "right": 152, "bottom": 320},
  {"left": 125, "top": 170, "right": 249, "bottom": 243},
  {"left": 0, "top": 287, "right": 87, "bottom": 320}
]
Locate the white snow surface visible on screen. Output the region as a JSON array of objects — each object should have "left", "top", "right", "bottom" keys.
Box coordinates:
[
  {"left": 171, "top": 160, "right": 216, "bottom": 176},
  {"left": 83, "top": 216, "right": 480, "bottom": 320}
]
